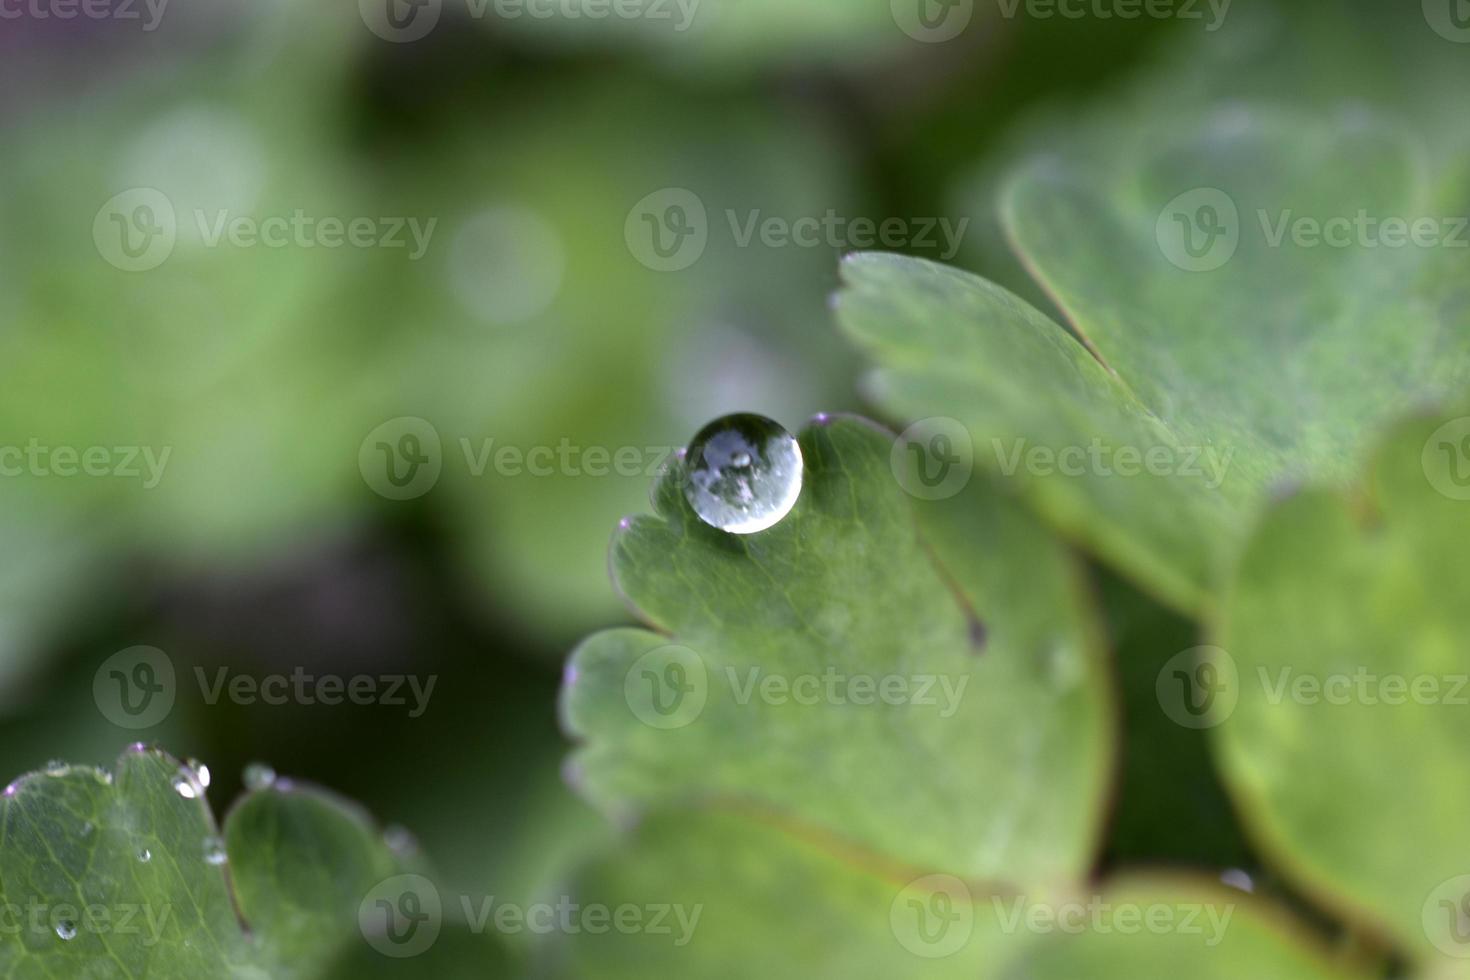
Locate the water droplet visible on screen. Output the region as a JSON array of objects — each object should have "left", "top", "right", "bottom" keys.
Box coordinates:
[
  {"left": 1220, "top": 868, "right": 1255, "bottom": 893},
  {"left": 203, "top": 836, "right": 228, "bottom": 866},
  {"left": 172, "top": 773, "right": 201, "bottom": 799},
  {"left": 384, "top": 825, "right": 418, "bottom": 855},
  {"left": 55, "top": 920, "right": 77, "bottom": 941},
  {"left": 187, "top": 759, "right": 211, "bottom": 788},
  {"left": 94, "top": 770, "right": 113, "bottom": 786},
  {"left": 44, "top": 760, "right": 68, "bottom": 777},
  {"left": 242, "top": 763, "right": 276, "bottom": 792},
  {"left": 137, "top": 847, "right": 152, "bottom": 863},
  {"left": 81, "top": 822, "right": 95, "bottom": 838},
  {"left": 683, "top": 414, "right": 802, "bottom": 535}
]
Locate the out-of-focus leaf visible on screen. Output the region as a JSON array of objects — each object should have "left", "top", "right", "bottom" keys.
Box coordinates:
[{"left": 1214, "top": 404, "right": 1470, "bottom": 974}]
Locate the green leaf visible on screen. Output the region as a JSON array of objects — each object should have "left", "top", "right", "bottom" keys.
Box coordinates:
[
  {"left": 1213, "top": 405, "right": 1470, "bottom": 973},
  {"left": 561, "top": 415, "right": 1113, "bottom": 881},
  {"left": 838, "top": 109, "right": 1470, "bottom": 613},
  {"left": 532, "top": 808, "right": 1000, "bottom": 979},
  {"left": 539, "top": 815, "right": 1360, "bottom": 980},
  {"left": 998, "top": 876, "right": 1372, "bottom": 980},
  {"left": 0, "top": 747, "right": 511, "bottom": 977}
]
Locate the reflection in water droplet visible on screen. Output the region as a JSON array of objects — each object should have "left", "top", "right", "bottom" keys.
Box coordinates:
[
  {"left": 172, "top": 774, "right": 200, "bottom": 799},
  {"left": 55, "top": 920, "right": 77, "bottom": 941},
  {"left": 187, "top": 759, "right": 211, "bottom": 789},
  {"left": 203, "top": 836, "right": 228, "bottom": 866},
  {"left": 683, "top": 414, "right": 802, "bottom": 535},
  {"left": 243, "top": 763, "right": 276, "bottom": 792}
]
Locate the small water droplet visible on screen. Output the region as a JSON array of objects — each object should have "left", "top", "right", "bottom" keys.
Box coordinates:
[
  {"left": 203, "top": 836, "right": 228, "bottom": 866},
  {"left": 95, "top": 770, "right": 113, "bottom": 786},
  {"left": 384, "top": 825, "right": 417, "bottom": 855},
  {"left": 44, "top": 760, "right": 68, "bottom": 777},
  {"left": 1220, "top": 869, "right": 1255, "bottom": 893},
  {"left": 683, "top": 414, "right": 802, "bottom": 535},
  {"left": 172, "top": 773, "right": 200, "bottom": 799},
  {"left": 242, "top": 763, "right": 276, "bottom": 792},
  {"left": 55, "top": 920, "right": 77, "bottom": 941},
  {"left": 81, "top": 822, "right": 95, "bottom": 838},
  {"left": 137, "top": 847, "right": 152, "bottom": 863},
  {"left": 187, "top": 759, "right": 211, "bottom": 789}
]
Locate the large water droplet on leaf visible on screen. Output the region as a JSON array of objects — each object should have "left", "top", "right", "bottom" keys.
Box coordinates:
[
  {"left": 683, "top": 414, "right": 802, "bottom": 535},
  {"left": 55, "top": 920, "right": 77, "bottom": 941}
]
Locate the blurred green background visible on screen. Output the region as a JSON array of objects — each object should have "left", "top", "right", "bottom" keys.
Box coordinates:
[{"left": 1, "top": 0, "right": 1466, "bottom": 970}]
